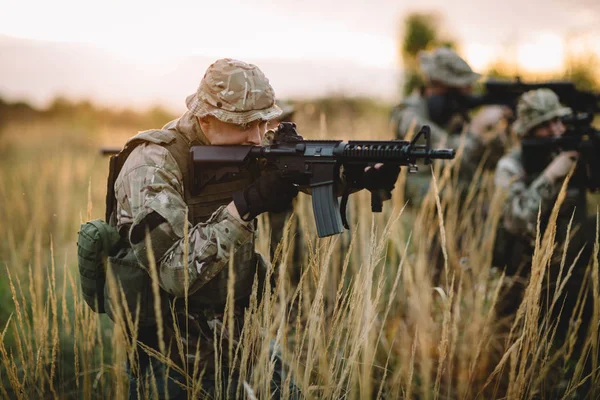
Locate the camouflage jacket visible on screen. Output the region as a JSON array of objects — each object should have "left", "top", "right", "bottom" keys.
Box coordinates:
[
  {"left": 114, "top": 112, "right": 256, "bottom": 297},
  {"left": 391, "top": 92, "right": 504, "bottom": 180},
  {"left": 494, "top": 148, "right": 585, "bottom": 239}
]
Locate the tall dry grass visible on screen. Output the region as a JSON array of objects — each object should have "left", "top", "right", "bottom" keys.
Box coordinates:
[{"left": 0, "top": 107, "right": 598, "bottom": 399}]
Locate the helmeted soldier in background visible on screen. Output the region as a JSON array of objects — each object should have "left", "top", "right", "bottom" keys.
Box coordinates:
[
  {"left": 391, "top": 47, "right": 509, "bottom": 204},
  {"left": 494, "top": 89, "right": 597, "bottom": 349}
]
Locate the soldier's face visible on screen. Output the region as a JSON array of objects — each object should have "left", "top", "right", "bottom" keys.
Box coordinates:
[
  {"left": 531, "top": 117, "right": 565, "bottom": 138},
  {"left": 267, "top": 119, "right": 282, "bottom": 130},
  {"left": 199, "top": 116, "right": 268, "bottom": 145}
]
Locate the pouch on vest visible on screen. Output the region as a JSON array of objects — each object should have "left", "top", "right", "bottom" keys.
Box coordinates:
[{"left": 77, "top": 219, "right": 121, "bottom": 313}]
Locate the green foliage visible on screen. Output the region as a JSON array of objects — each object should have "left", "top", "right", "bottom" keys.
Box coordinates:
[
  {"left": 565, "top": 54, "right": 600, "bottom": 91},
  {"left": 398, "top": 11, "right": 457, "bottom": 95},
  {"left": 401, "top": 13, "right": 439, "bottom": 59}
]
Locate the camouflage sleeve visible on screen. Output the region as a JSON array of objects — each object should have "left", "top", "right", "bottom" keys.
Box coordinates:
[
  {"left": 494, "top": 156, "right": 559, "bottom": 237},
  {"left": 116, "top": 143, "right": 255, "bottom": 297}
]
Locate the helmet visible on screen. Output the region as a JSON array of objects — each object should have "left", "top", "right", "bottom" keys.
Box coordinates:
[
  {"left": 419, "top": 47, "right": 481, "bottom": 88},
  {"left": 186, "top": 58, "right": 282, "bottom": 125},
  {"left": 513, "top": 89, "right": 571, "bottom": 136}
]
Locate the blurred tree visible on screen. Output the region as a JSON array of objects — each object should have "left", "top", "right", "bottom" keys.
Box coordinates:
[
  {"left": 564, "top": 53, "right": 600, "bottom": 91},
  {"left": 47, "top": 96, "right": 74, "bottom": 116},
  {"left": 399, "top": 12, "right": 457, "bottom": 95}
]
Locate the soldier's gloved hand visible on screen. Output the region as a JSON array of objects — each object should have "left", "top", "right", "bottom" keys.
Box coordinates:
[
  {"left": 232, "top": 170, "right": 299, "bottom": 221},
  {"left": 364, "top": 163, "right": 401, "bottom": 201},
  {"left": 543, "top": 151, "right": 579, "bottom": 182},
  {"left": 470, "top": 106, "right": 512, "bottom": 139}
]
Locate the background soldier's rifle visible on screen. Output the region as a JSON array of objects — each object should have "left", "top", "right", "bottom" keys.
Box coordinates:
[
  {"left": 467, "top": 78, "right": 599, "bottom": 115},
  {"left": 191, "top": 123, "right": 455, "bottom": 237},
  {"left": 521, "top": 113, "right": 600, "bottom": 191}
]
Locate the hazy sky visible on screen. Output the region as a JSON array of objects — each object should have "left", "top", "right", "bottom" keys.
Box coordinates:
[
  {"left": 1, "top": 0, "right": 599, "bottom": 108},
  {"left": 2, "top": 0, "right": 598, "bottom": 67}
]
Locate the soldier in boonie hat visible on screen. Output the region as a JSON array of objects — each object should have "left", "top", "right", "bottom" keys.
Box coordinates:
[
  {"left": 391, "top": 46, "right": 508, "bottom": 207},
  {"left": 107, "top": 57, "right": 303, "bottom": 398},
  {"left": 512, "top": 89, "right": 572, "bottom": 137},
  {"left": 186, "top": 58, "right": 282, "bottom": 125},
  {"left": 419, "top": 47, "right": 481, "bottom": 88}
]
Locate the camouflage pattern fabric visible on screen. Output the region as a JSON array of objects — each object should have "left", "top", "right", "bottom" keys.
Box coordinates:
[
  {"left": 494, "top": 148, "right": 584, "bottom": 238},
  {"left": 419, "top": 47, "right": 481, "bottom": 87},
  {"left": 114, "top": 114, "right": 255, "bottom": 298},
  {"left": 512, "top": 89, "right": 571, "bottom": 137},
  {"left": 494, "top": 149, "right": 594, "bottom": 353},
  {"left": 186, "top": 58, "right": 282, "bottom": 125},
  {"left": 114, "top": 58, "right": 300, "bottom": 396},
  {"left": 114, "top": 112, "right": 259, "bottom": 369}
]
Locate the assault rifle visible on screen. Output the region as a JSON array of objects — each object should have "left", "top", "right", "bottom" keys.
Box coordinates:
[
  {"left": 466, "top": 78, "right": 600, "bottom": 115},
  {"left": 521, "top": 113, "right": 600, "bottom": 191},
  {"left": 191, "top": 123, "right": 455, "bottom": 237}
]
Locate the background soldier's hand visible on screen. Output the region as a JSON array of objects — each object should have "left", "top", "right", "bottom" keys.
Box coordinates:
[
  {"left": 232, "top": 170, "right": 299, "bottom": 221},
  {"left": 543, "top": 151, "right": 579, "bottom": 182},
  {"left": 470, "top": 105, "right": 512, "bottom": 141}
]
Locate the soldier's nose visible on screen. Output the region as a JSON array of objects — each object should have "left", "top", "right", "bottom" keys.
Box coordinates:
[{"left": 247, "top": 128, "right": 261, "bottom": 145}]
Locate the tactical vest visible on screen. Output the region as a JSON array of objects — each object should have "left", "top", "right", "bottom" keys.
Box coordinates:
[{"left": 104, "top": 127, "right": 261, "bottom": 325}]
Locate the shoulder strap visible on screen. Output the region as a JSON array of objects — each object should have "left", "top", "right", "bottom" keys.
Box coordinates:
[{"left": 104, "top": 128, "right": 187, "bottom": 224}]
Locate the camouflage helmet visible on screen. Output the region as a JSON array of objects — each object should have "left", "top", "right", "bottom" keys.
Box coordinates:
[
  {"left": 186, "top": 58, "right": 282, "bottom": 125},
  {"left": 419, "top": 47, "right": 481, "bottom": 88},
  {"left": 513, "top": 89, "right": 572, "bottom": 136}
]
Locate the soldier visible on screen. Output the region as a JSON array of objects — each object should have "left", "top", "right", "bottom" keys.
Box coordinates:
[
  {"left": 104, "top": 58, "right": 400, "bottom": 399},
  {"left": 494, "top": 89, "right": 597, "bottom": 344},
  {"left": 391, "top": 47, "right": 509, "bottom": 204}
]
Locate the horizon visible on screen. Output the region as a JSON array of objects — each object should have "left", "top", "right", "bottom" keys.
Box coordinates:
[{"left": 1, "top": 0, "right": 599, "bottom": 110}]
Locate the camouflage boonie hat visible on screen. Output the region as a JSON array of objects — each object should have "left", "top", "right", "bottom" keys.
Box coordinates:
[
  {"left": 513, "top": 89, "right": 572, "bottom": 136},
  {"left": 186, "top": 58, "right": 282, "bottom": 125},
  {"left": 419, "top": 47, "right": 481, "bottom": 88}
]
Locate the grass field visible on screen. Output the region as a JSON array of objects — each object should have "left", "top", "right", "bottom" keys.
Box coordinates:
[{"left": 0, "top": 102, "right": 598, "bottom": 399}]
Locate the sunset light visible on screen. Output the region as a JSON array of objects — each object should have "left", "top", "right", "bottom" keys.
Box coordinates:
[{"left": 516, "top": 33, "right": 565, "bottom": 73}]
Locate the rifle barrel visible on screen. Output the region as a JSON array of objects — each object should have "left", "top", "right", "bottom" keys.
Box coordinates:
[{"left": 100, "top": 147, "right": 121, "bottom": 156}]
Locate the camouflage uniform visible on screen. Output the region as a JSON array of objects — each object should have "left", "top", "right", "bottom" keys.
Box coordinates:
[
  {"left": 391, "top": 48, "right": 506, "bottom": 204},
  {"left": 493, "top": 90, "right": 595, "bottom": 341},
  {"left": 111, "top": 59, "right": 298, "bottom": 399}
]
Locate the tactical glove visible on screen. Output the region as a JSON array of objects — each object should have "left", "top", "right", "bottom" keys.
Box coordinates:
[
  {"left": 344, "top": 163, "right": 401, "bottom": 202},
  {"left": 543, "top": 151, "right": 579, "bottom": 183},
  {"left": 362, "top": 164, "right": 401, "bottom": 202},
  {"left": 232, "top": 170, "right": 299, "bottom": 221}
]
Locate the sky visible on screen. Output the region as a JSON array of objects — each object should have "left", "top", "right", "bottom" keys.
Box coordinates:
[{"left": 1, "top": 0, "right": 599, "bottom": 108}]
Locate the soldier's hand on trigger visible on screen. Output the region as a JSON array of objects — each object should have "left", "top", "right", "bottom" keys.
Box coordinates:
[
  {"left": 470, "top": 105, "right": 512, "bottom": 141},
  {"left": 358, "top": 163, "right": 401, "bottom": 202},
  {"left": 232, "top": 170, "right": 299, "bottom": 222},
  {"left": 542, "top": 151, "right": 579, "bottom": 183}
]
